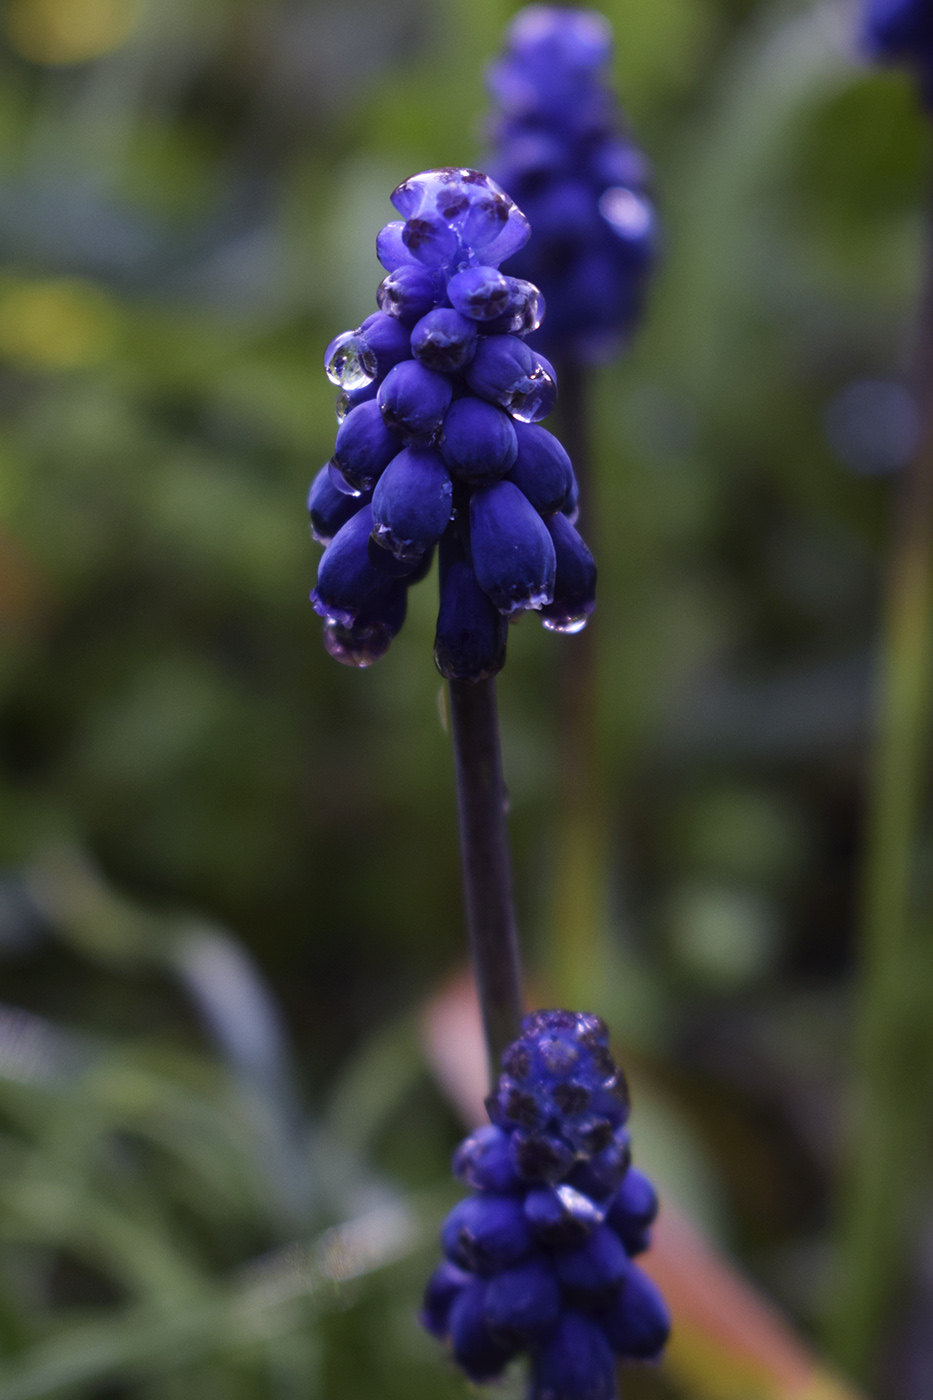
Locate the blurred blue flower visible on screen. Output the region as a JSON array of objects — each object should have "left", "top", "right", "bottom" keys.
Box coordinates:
[
  {"left": 863, "top": 0, "right": 933, "bottom": 98},
  {"left": 485, "top": 6, "right": 657, "bottom": 363},
  {"left": 423, "top": 1010, "right": 670, "bottom": 1397}
]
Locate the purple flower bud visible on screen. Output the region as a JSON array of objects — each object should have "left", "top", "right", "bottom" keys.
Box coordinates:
[
  {"left": 358, "top": 311, "right": 412, "bottom": 376},
  {"left": 434, "top": 556, "right": 509, "bottom": 682},
  {"left": 421, "top": 1260, "right": 470, "bottom": 1339},
  {"left": 524, "top": 1184, "right": 605, "bottom": 1246},
  {"left": 441, "top": 396, "right": 518, "bottom": 483},
  {"left": 606, "top": 1167, "right": 658, "bottom": 1256},
  {"left": 311, "top": 503, "right": 397, "bottom": 626},
  {"left": 333, "top": 400, "right": 400, "bottom": 493},
  {"left": 377, "top": 359, "right": 452, "bottom": 445},
  {"left": 540, "top": 513, "right": 597, "bottom": 634},
  {"left": 376, "top": 264, "right": 439, "bottom": 325},
  {"left": 597, "top": 1263, "right": 671, "bottom": 1360},
  {"left": 448, "top": 265, "right": 512, "bottom": 321},
  {"left": 441, "top": 1193, "right": 534, "bottom": 1274},
  {"left": 507, "top": 422, "right": 573, "bottom": 515},
  {"left": 555, "top": 1224, "right": 629, "bottom": 1294},
  {"left": 449, "top": 1279, "right": 518, "bottom": 1381},
  {"left": 530, "top": 1311, "right": 617, "bottom": 1400},
  {"left": 307, "top": 464, "right": 369, "bottom": 544},
  {"left": 465, "top": 334, "right": 556, "bottom": 422},
  {"left": 321, "top": 583, "right": 408, "bottom": 668},
  {"left": 567, "top": 1130, "right": 631, "bottom": 1204},
  {"left": 509, "top": 1128, "right": 575, "bottom": 1184},
  {"left": 402, "top": 212, "right": 461, "bottom": 268},
  {"left": 410, "top": 307, "right": 478, "bottom": 373},
  {"left": 453, "top": 1125, "right": 522, "bottom": 1193},
  {"left": 371, "top": 446, "right": 452, "bottom": 561},
  {"left": 484, "top": 1258, "right": 562, "bottom": 1342},
  {"left": 470, "top": 480, "right": 556, "bottom": 615},
  {"left": 375, "top": 221, "right": 415, "bottom": 272}
]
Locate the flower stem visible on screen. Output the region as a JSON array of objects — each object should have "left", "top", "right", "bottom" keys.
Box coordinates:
[
  {"left": 827, "top": 203, "right": 933, "bottom": 1381},
  {"left": 550, "top": 358, "right": 609, "bottom": 1009},
  {"left": 448, "top": 676, "right": 524, "bottom": 1081}
]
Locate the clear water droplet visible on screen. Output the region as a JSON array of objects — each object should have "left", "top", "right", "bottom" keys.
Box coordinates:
[
  {"left": 335, "top": 392, "right": 351, "bottom": 421},
  {"left": 325, "top": 332, "right": 377, "bottom": 390},
  {"left": 542, "top": 613, "right": 589, "bottom": 635},
  {"left": 509, "top": 365, "right": 556, "bottom": 423}
]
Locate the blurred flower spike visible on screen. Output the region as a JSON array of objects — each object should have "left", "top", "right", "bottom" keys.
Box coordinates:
[
  {"left": 423, "top": 1010, "right": 669, "bottom": 1398},
  {"left": 309, "top": 167, "right": 596, "bottom": 672},
  {"left": 862, "top": 0, "right": 933, "bottom": 98},
  {"left": 486, "top": 5, "right": 657, "bottom": 363},
  {"left": 4, "top": 0, "right": 142, "bottom": 65}
]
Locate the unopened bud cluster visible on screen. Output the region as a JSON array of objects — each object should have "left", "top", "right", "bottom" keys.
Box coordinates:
[
  {"left": 423, "top": 1011, "right": 669, "bottom": 1398},
  {"left": 309, "top": 168, "right": 595, "bottom": 673},
  {"left": 486, "top": 6, "right": 656, "bottom": 362}
]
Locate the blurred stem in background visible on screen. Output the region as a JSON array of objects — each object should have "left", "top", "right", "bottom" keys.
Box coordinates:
[
  {"left": 828, "top": 198, "right": 933, "bottom": 1382},
  {"left": 448, "top": 677, "right": 524, "bottom": 1081},
  {"left": 550, "top": 361, "right": 611, "bottom": 1010}
]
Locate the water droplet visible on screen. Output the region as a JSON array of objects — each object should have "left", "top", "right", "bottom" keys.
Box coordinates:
[
  {"left": 323, "top": 617, "right": 393, "bottom": 667},
  {"left": 335, "top": 392, "right": 351, "bottom": 421},
  {"left": 542, "top": 614, "right": 589, "bottom": 635},
  {"left": 325, "top": 332, "right": 377, "bottom": 391},
  {"left": 509, "top": 364, "right": 556, "bottom": 423}
]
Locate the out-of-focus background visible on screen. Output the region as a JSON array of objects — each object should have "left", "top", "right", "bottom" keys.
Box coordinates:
[{"left": 0, "top": 0, "right": 929, "bottom": 1396}]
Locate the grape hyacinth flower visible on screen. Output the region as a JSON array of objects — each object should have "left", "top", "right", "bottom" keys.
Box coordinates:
[
  {"left": 309, "top": 167, "right": 596, "bottom": 671},
  {"left": 862, "top": 0, "right": 933, "bottom": 101},
  {"left": 423, "top": 1011, "right": 670, "bottom": 1397},
  {"left": 485, "top": 6, "right": 657, "bottom": 363}
]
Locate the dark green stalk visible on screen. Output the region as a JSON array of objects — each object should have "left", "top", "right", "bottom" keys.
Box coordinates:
[
  {"left": 448, "top": 676, "right": 524, "bottom": 1082},
  {"left": 827, "top": 207, "right": 933, "bottom": 1380}
]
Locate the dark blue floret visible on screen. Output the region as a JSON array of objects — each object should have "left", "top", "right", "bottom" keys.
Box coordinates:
[
  {"left": 863, "top": 0, "right": 933, "bottom": 102},
  {"left": 441, "top": 396, "right": 518, "bottom": 483},
  {"left": 310, "top": 166, "right": 596, "bottom": 667},
  {"left": 333, "top": 400, "right": 400, "bottom": 493},
  {"left": 486, "top": 6, "right": 657, "bottom": 362},
  {"left": 307, "top": 464, "right": 369, "bottom": 545},
  {"left": 435, "top": 553, "right": 510, "bottom": 682},
  {"left": 378, "top": 359, "right": 453, "bottom": 444},
  {"left": 540, "top": 513, "right": 597, "bottom": 634},
  {"left": 423, "top": 1009, "right": 669, "bottom": 1395},
  {"left": 371, "top": 446, "right": 452, "bottom": 561},
  {"left": 471, "top": 480, "right": 557, "bottom": 615}
]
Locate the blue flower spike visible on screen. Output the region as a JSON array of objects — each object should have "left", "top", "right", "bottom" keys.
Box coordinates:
[
  {"left": 486, "top": 6, "right": 657, "bottom": 363},
  {"left": 423, "top": 1010, "right": 670, "bottom": 1397},
  {"left": 309, "top": 167, "right": 597, "bottom": 669}
]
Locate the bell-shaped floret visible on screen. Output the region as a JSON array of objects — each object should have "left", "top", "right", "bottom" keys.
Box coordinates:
[
  {"left": 421, "top": 1260, "right": 470, "bottom": 1339},
  {"left": 311, "top": 504, "right": 398, "bottom": 626},
  {"left": 371, "top": 446, "right": 452, "bottom": 561},
  {"left": 484, "top": 1258, "right": 562, "bottom": 1343},
  {"left": 402, "top": 212, "right": 461, "bottom": 268},
  {"left": 434, "top": 556, "right": 509, "bottom": 682},
  {"left": 449, "top": 1279, "right": 518, "bottom": 1382},
  {"left": 441, "top": 1193, "right": 534, "bottom": 1274},
  {"left": 410, "top": 308, "right": 477, "bottom": 373},
  {"left": 453, "top": 1124, "right": 522, "bottom": 1194},
  {"left": 465, "top": 335, "right": 556, "bottom": 422},
  {"left": 307, "top": 466, "right": 368, "bottom": 545},
  {"left": 508, "top": 421, "right": 573, "bottom": 515},
  {"left": 508, "top": 1127, "right": 575, "bottom": 1184},
  {"left": 606, "top": 1167, "right": 658, "bottom": 1256},
  {"left": 377, "top": 264, "right": 439, "bottom": 325},
  {"left": 333, "top": 400, "right": 400, "bottom": 492},
  {"left": 568, "top": 1130, "right": 631, "bottom": 1204},
  {"left": 321, "top": 581, "right": 408, "bottom": 668},
  {"left": 375, "top": 221, "right": 416, "bottom": 271},
  {"left": 378, "top": 359, "right": 452, "bottom": 444},
  {"left": 441, "top": 396, "right": 518, "bottom": 483},
  {"left": 555, "top": 1224, "right": 629, "bottom": 1295},
  {"left": 530, "top": 1311, "right": 618, "bottom": 1400},
  {"left": 540, "top": 513, "right": 597, "bottom": 633},
  {"left": 358, "top": 311, "right": 412, "bottom": 376},
  {"left": 448, "top": 265, "right": 512, "bottom": 321},
  {"left": 597, "top": 1264, "right": 670, "bottom": 1361},
  {"left": 470, "top": 480, "right": 556, "bottom": 615},
  {"left": 524, "top": 1184, "right": 605, "bottom": 1247}
]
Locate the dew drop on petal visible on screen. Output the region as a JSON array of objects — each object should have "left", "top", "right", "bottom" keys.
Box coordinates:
[
  {"left": 325, "top": 332, "right": 378, "bottom": 390},
  {"left": 542, "top": 614, "right": 589, "bottom": 634},
  {"left": 510, "top": 365, "right": 556, "bottom": 423}
]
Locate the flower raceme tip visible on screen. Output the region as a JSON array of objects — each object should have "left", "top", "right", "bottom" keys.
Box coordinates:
[{"left": 309, "top": 167, "right": 596, "bottom": 673}]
